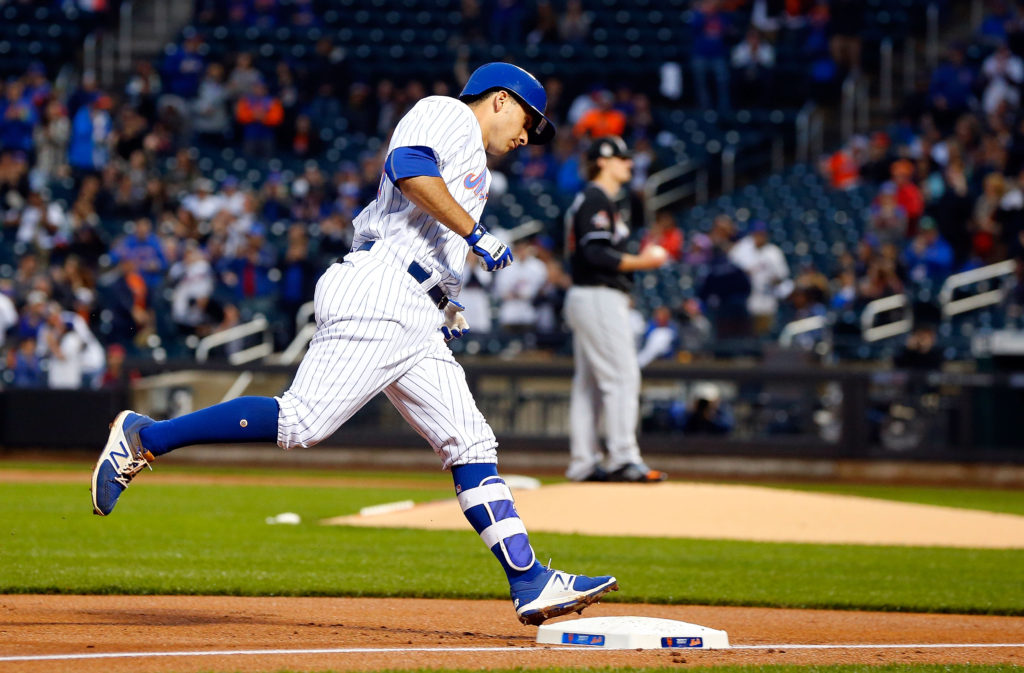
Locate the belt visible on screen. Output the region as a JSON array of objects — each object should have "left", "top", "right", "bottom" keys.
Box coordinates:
[{"left": 356, "top": 241, "right": 448, "bottom": 310}]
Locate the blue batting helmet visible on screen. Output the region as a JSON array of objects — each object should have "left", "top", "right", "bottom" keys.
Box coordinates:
[{"left": 459, "top": 62, "right": 556, "bottom": 145}]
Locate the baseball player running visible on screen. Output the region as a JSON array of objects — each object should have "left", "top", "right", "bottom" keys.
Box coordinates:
[
  {"left": 564, "top": 136, "right": 671, "bottom": 483},
  {"left": 91, "top": 63, "right": 617, "bottom": 626}
]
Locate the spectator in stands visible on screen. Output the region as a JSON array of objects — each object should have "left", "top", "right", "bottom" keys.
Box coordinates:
[
  {"left": 526, "top": 0, "right": 559, "bottom": 45},
  {"left": 160, "top": 29, "right": 205, "bottom": 100},
  {"left": 532, "top": 236, "right": 571, "bottom": 346},
  {"left": 38, "top": 306, "right": 87, "bottom": 389},
  {"left": 680, "top": 382, "right": 733, "bottom": 435},
  {"left": 226, "top": 52, "right": 262, "bottom": 105},
  {"left": 683, "top": 231, "right": 713, "bottom": 266},
  {"left": 492, "top": 237, "right": 548, "bottom": 335},
  {"left": 307, "top": 82, "right": 343, "bottom": 134},
  {"left": 31, "top": 100, "right": 70, "bottom": 184},
  {"left": 116, "top": 218, "right": 167, "bottom": 292},
  {"left": 932, "top": 157, "right": 974, "bottom": 265},
  {"left": 860, "top": 131, "right": 893, "bottom": 184},
  {"left": 169, "top": 240, "right": 215, "bottom": 335},
  {"left": 553, "top": 133, "right": 584, "bottom": 194},
  {"left": 223, "top": 226, "right": 276, "bottom": 303},
  {"left": 68, "top": 94, "right": 113, "bottom": 177},
  {"left": 979, "top": 0, "right": 1017, "bottom": 46},
  {"left": 519, "top": 144, "right": 558, "bottom": 185},
  {"left": 890, "top": 159, "right": 925, "bottom": 230},
  {"left": 100, "top": 343, "right": 139, "bottom": 388},
  {"left": 821, "top": 136, "right": 865, "bottom": 190},
  {"left": 126, "top": 60, "right": 162, "bottom": 123},
  {"left": 981, "top": 42, "right": 1024, "bottom": 116},
  {"left": 17, "top": 189, "right": 68, "bottom": 253},
  {"left": 1, "top": 80, "right": 38, "bottom": 155},
  {"left": 928, "top": 44, "right": 975, "bottom": 132},
  {"left": 858, "top": 257, "right": 904, "bottom": 304},
  {"left": 67, "top": 71, "right": 100, "bottom": 120},
  {"left": 830, "top": 268, "right": 858, "bottom": 311},
  {"left": 8, "top": 337, "right": 43, "bottom": 388},
  {"left": 291, "top": 113, "right": 321, "bottom": 159},
  {"left": 791, "top": 2, "right": 838, "bottom": 104},
  {"left": 729, "top": 220, "right": 793, "bottom": 336},
  {"left": 972, "top": 171, "right": 1009, "bottom": 263},
  {"left": 642, "top": 210, "right": 684, "bottom": 262},
  {"left": 182, "top": 178, "right": 224, "bottom": 225},
  {"left": 637, "top": 305, "right": 679, "bottom": 368},
  {"left": 698, "top": 216, "right": 751, "bottom": 339},
  {"left": 573, "top": 90, "right": 626, "bottom": 139},
  {"left": 903, "top": 215, "right": 954, "bottom": 284},
  {"left": 16, "top": 290, "right": 49, "bottom": 342},
  {"left": 106, "top": 254, "right": 151, "bottom": 347},
  {"left": 559, "top": 0, "right": 591, "bottom": 45},
  {"left": 869, "top": 182, "right": 909, "bottom": 245},
  {"left": 278, "top": 224, "right": 318, "bottom": 338},
  {"left": 0, "top": 286, "right": 15, "bottom": 350},
  {"left": 235, "top": 78, "right": 283, "bottom": 159},
  {"left": 489, "top": 0, "right": 526, "bottom": 46},
  {"left": 731, "top": 27, "right": 775, "bottom": 109},
  {"left": 828, "top": 0, "right": 864, "bottom": 77},
  {"left": 892, "top": 323, "right": 943, "bottom": 370},
  {"left": 192, "top": 63, "right": 230, "bottom": 146},
  {"left": 691, "top": 0, "right": 733, "bottom": 115},
  {"left": 459, "top": 252, "right": 495, "bottom": 336}
]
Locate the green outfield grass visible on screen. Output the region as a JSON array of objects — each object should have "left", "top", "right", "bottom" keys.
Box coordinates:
[{"left": 2, "top": 463, "right": 1024, "bottom": 615}]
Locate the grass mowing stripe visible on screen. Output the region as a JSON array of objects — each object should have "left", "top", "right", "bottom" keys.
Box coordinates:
[{"left": 2, "top": 481, "right": 1023, "bottom": 614}]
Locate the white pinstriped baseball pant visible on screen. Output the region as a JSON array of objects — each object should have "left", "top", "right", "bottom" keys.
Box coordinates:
[{"left": 275, "top": 249, "right": 498, "bottom": 467}]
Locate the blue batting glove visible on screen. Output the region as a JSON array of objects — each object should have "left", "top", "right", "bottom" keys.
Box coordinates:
[{"left": 464, "top": 224, "right": 513, "bottom": 271}]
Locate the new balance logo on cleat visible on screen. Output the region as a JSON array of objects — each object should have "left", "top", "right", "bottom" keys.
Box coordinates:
[
  {"left": 510, "top": 566, "right": 618, "bottom": 626},
  {"left": 90, "top": 410, "right": 157, "bottom": 516}
]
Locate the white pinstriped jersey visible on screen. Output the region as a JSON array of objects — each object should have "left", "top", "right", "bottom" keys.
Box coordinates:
[{"left": 351, "top": 95, "right": 490, "bottom": 298}]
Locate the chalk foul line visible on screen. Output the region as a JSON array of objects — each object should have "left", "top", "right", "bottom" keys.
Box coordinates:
[{"left": 2, "top": 643, "right": 1024, "bottom": 662}]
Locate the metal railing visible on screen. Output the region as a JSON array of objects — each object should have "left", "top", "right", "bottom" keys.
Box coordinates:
[
  {"left": 644, "top": 160, "right": 706, "bottom": 223},
  {"left": 861, "top": 294, "right": 912, "bottom": 342},
  {"left": 195, "top": 315, "right": 273, "bottom": 364},
  {"left": 939, "top": 259, "right": 1016, "bottom": 318},
  {"left": 779, "top": 315, "right": 829, "bottom": 348},
  {"left": 294, "top": 300, "right": 315, "bottom": 337}
]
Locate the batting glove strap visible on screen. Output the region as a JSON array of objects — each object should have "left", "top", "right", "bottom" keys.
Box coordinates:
[
  {"left": 464, "top": 223, "right": 513, "bottom": 271},
  {"left": 441, "top": 299, "right": 470, "bottom": 341}
]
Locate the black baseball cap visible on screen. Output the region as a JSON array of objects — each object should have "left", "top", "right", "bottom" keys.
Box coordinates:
[{"left": 587, "top": 136, "right": 632, "bottom": 161}]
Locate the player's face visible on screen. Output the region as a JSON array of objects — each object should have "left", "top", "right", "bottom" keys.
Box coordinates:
[
  {"left": 488, "top": 94, "right": 532, "bottom": 155},
  {"left": 603, "top": 156, "right": 633, "bottom": 184}
]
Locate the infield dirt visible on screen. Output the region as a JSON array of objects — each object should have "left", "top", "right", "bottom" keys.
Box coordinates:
[{"left": 3, "top": 594, "right": 1024, "bottom": 673}]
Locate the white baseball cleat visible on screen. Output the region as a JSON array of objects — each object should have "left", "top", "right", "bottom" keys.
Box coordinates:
[
  {"left": 510, "top": 566, "right": 619, "bottom": 626},
  {"left": 90, "top": 410, "right": 156, "bottom": 516}
]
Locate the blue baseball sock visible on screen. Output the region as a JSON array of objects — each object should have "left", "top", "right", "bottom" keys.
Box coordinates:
[
  {"left": 452, "top": 463, "right": 543, "bottom": 584},
  {"left": 140, "top": 396, "right": 280, "bottom": 456}
]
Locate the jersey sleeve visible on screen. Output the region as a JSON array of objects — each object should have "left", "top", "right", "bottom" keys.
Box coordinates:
[
  {"left": 388, "top": 97, "right": 474, "bottom": 171},
  {"left": 573, "top": 194, "right": 623, "bottom": 271}
]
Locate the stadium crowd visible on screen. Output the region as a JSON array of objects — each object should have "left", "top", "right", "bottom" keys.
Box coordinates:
[{"left": 0, "top": 0, "right": 1020, "bottom": 389}]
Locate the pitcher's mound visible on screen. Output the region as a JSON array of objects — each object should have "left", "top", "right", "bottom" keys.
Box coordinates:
[{"left": 323, "top": 482, "right": 1024, "bottom": 548}]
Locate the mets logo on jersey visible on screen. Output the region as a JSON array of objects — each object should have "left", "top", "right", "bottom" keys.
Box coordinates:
[{"left": 463, "top": 172, "right": 488, "bottom": 201}]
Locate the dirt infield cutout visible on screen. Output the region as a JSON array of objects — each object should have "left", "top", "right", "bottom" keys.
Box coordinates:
[{"left": 323, "top": 482, "right": 1024, "bottom": 548}]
